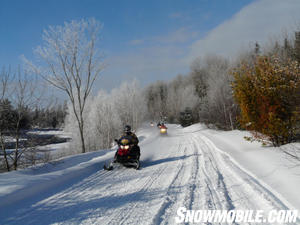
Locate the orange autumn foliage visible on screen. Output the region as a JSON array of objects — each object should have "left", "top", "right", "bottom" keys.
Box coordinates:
[{"left": 231, "top": 55, "right": 300, "bottom": 146}]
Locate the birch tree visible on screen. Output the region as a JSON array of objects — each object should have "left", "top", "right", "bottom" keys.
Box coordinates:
[{"left": 26, "top": 18, "right": 104, "bottom": 153}]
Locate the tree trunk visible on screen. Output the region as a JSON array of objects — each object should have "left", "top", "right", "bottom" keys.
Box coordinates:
[
  {"left": 80, "top": 128, "right": 86, "bottom": 153},
  {"left": 229, "top": 112, "right": 234, "bottom": 130},
  {"left": 223, "top": 102, "right": 228, "bottom": 129},
  {"left": 79, "top": 118, "right": 86, "bottom": 153},
  {"left": 13, "top": 132, "right": 19, "bottom": 170},
  {"left": 0, "top": 134, "right": 10, "bottom": 171}
]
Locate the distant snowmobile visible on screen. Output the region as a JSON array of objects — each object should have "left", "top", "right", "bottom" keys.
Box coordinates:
[
  {"left": 104, "top": 136, "right": 140, "bottom": 170},
  {"left": 159, "top": 124, "right": 168, "bottom": 135}
]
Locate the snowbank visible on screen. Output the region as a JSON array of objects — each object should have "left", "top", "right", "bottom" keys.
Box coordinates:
[
  {"left": 0, "top": 149, "right": 114, "bottom": 209},
  {"left": 188, "top": 124, "right": 300, "bottom": 210}
]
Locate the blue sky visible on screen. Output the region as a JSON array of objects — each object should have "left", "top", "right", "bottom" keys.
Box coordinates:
[{"left": 1, "top": 0, "right": 299, "bottom": 91}]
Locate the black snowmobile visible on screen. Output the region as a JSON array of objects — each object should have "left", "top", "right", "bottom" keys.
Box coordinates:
[{"left": 104, "top": 136, "right": 140, "bottom": 170}]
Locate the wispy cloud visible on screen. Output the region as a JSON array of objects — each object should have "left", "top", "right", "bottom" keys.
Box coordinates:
[
  {"left": 105, "top": 44, "right": 188, "bottom": 86},
  {"left": 101, "top": 0, "right": 300, "bottom": 90},
  {"left": 185, "top": 0, "right": 300, "bottom": 63},
  {"left": 128, "top": 27, "right": 199, "bottom": 46}
]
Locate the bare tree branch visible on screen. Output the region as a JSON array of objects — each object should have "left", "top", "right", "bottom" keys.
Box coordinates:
[{"left": 24, "top": 18, "right": 104, "bottom": 153}]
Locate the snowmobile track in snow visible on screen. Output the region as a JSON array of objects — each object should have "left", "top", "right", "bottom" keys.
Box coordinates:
[
  {"left": 1, "top": 125, "right": 298, "bottom": 225},
  {"left": 105, "top": 139, "right": 185, "bottom": 225}
]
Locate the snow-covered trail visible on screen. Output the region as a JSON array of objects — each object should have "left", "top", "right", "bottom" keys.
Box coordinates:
[{"left": 0, "top": 125, "right": 297, "bottom": 225}]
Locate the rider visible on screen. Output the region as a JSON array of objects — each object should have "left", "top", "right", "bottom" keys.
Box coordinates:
[
  {"left": 123, "top": 125, "right": 139, "bottom": 146},
  {"left": 160, "top": 122, "right": 167, "bottom": 128},
  {"left": 115, "top": 125, "right": 140, "bottom": 160}
]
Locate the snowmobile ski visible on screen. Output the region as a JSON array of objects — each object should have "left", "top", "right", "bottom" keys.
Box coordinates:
[
  {"left": 103, "top": 161, "right": 114, "bottom": 171},
  {"left": 103, "top": 164, "right": 113, "bottom": 171},
  {"left": 103, "top": 160, "right": 140, "bottom": 170}
]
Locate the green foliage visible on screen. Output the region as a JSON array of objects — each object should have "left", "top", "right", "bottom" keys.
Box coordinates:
[
  {"left": 32, "top": 105, "right": 66, "bottom": 128},
  {"left": 0, "top": 99, "right": 17, "bottom": 131},
  {"left": 179, "top": 107, "right": 194, "bottom": 127}
]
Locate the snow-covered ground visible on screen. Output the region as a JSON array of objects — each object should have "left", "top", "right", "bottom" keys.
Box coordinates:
[
  {"left": 33, "top": 129, "right": 71, "bottom": 157},
  {"left": 27, "top": 129, "right": 71, "bottom": 139},
  {"left": 0, "top": 124, "right": 299, "bottom": 225},
  {"left": 1, "top": 129, "right": 71, "bottom": 164},
  {"left": 199, "top": 125, "right": 300, "bottom": 212},
  {"left": 37, "top": 142, "right": 70, "bottom": 158},
  {"left": 3, "top": 136, "right": 27, "bottom": 143}
]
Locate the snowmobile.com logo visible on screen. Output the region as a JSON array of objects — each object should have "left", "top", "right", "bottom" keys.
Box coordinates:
[{"left": 175, "top": 207, "right": 299, "bottom": 224}]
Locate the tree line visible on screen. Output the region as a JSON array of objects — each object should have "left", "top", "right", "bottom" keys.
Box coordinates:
[
  {"left": 145, "top": 30, "right": 300, "bottom": 146},
  {"left": 232, "top": 32, "right": 300, "bottom": 146},
  {"left": 0, "top": 67, "right": 67, "bottom": 171}
]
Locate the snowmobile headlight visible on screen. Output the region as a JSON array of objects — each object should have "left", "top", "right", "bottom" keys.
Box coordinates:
[
  {"left": 124, "top": 145, "right": 129, "bottom": 150},
  {"left": 160, "top": 128, "right": 167, "bottom": 132}
]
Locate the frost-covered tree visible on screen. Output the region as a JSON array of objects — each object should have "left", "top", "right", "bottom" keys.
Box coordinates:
[
  {"left": 88, "top": 91, "right": 122, "bottom": 149},
  {"left": 188, "top": 55, "right": 236, "bottom": 129},
  {"left": 145, "top": 81, "right": 168, "bottom": 121},
  {"left": 111, "top": 80, "right": 146, "bottom": 130},
  {"left": 204, "top": 55, "right": 236, "bottom": 129},
  {"left": 26, "top": 18, "right": 104, "bottom": 153},
  {"left": 64, "top": 80, "right": 145, "bottom": 153},
  {"left": 65, "top": 91, "right": 121, "bottom": 152},
  {"left": 166, "top": 82, "right": 199, "bottom": 123},
  {"left": 190, "top": 60, "right": 208, "bottom": 100}
]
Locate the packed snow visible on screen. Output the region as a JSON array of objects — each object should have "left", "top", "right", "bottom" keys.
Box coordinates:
[{"left": 0, "top": 124, "right": 299, "bottom": 225}]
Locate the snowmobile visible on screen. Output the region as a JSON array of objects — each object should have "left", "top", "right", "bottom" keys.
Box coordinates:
[
  {"left": 104, "top": 136, "right": 140, "bottom": 170},
  {"left": 159, "top": 124, "right": 168, "bottom": 135}
]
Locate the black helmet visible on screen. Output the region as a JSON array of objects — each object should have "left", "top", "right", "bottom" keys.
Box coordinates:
[{"left": 124, "top": 125, "right": 131, "bottom": 133}]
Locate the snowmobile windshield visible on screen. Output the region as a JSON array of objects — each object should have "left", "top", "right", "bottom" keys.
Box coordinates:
[{"left": 119, "top": 136, "right": 134, "bottom": 145}]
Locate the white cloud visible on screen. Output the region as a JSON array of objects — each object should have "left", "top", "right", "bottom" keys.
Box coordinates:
[
  {"left": 186, "top": 0, "right": 300, "bottom": 63},
  {"left": 104, "top": 44, "right": 188, "bottom": 87},
  {"left": 100, "top": 0, "right": 300, "bottom": 90},
  {"left": 128, "top": 27, "right": 198, "bottom": 46}
]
